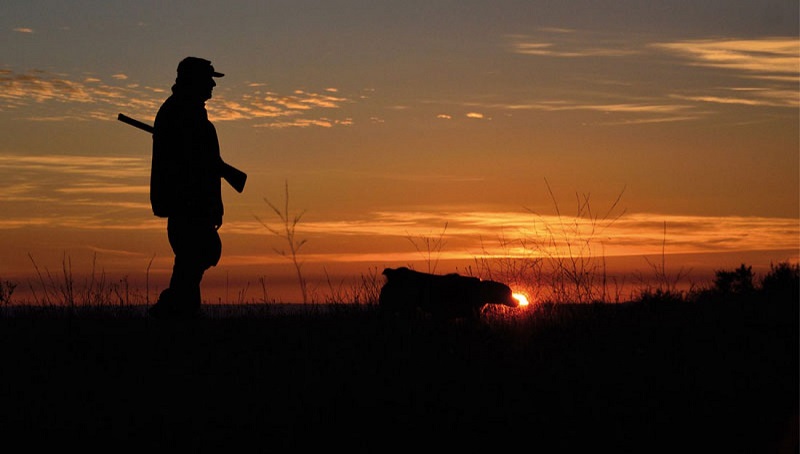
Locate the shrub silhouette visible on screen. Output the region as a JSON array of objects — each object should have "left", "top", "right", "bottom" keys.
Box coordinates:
[
  {"left": 696, "top": 261, "right": 798, "bottom": 307},
  {"left": 760, "top": 261, "right": 800, "bottom": 305},
  {"left": 713, "top": 264, "right": 756, "bottom": 297}
]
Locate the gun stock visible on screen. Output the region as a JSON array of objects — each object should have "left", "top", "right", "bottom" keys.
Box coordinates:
[
  {"left": 221, "top": 161, "right": 247, "bottom": 193},
  {"left": 117, "top": 113, "right": 246, "bottom": 193}
]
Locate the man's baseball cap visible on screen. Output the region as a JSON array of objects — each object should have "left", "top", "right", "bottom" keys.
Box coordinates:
[{"left": 177, "top": 57, "right": 225, "bottom": 79}]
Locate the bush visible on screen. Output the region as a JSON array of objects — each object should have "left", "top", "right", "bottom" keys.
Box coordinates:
[
  {"left": 760, "top": 261, "right": 800, "bottom": 305},
  {"left": 713, "top": 264, "right": 755, "bottom": 296}
]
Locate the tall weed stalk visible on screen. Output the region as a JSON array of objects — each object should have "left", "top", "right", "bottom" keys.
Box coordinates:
[
  {"left": 256, "top": 180, "right": 309, "bottom": 304},
  {"left": 406, "top": 222, "right": 448, "bottom": 274},
  {"left": 525, "top": 180, "right": 626, "bottom": 304}
]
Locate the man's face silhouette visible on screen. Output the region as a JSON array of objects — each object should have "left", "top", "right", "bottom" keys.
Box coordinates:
[
  {"left": 201, "top": 77, "right": 216, "bottom": 101},
  {"left": 195, "top": 77, "right": 216, "bottom": 101}
]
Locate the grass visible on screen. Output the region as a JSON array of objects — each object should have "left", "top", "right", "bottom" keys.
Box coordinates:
[
  {"left": 0, "top": 287, "right": 795, "bottom": 452},
  {"left": 0, "top": 261, "right": 797, "bottom": 452}
]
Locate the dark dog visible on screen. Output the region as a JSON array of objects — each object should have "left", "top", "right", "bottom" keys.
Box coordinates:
[{"left": 379, "top": 267, "right": 519, "bottom": 319}]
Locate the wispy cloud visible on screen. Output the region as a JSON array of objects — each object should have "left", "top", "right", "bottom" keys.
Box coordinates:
[
  {"left": 56, "top": 184, "right": 149, "bottom": 195},
  {"left": 508, "top": 30, "right": 641, "bottom": 58},
  {"left": 652, "top": 38, "right": 799, "bottom": 78},
  {"left": 670, "top": 91, "right": 797, "bottom": 108},
  {"left": 0, "top": 154, "right": 149, "bottom": 179},
  {"left": 13, "top": 27, "right": 34, "bottom": 33},
  {"left": 207, "top": 88, "right": 351, "bottom": 125},
  {"left": 0, "top": 153, "right": 152, "bottom": 228},
  {"left": 0, "top": 216, "right": 161, "bottom": 231},
  {"left": 255, "top": 117, "right": 353, "bottom": 129},
  {"left": 0, "top": 69, "right": 357, "bottom": 128},
  {"left": 455, "top": 99, "right": 702, "bottom": 124},
  {"left": 505, "top": 32, "right": 799, "bottom": 116},
  {"left": 511, "top": 32, "right": 798, "bottom": 80},
  {"left": 0, "top": 69, "right": 162, "bottom": 119},
  {"left": 224, "top": 209, "right": 800, "bottom": 262},
  {"left": 653, "top": 37, "right": 799, "bottom": 108}
]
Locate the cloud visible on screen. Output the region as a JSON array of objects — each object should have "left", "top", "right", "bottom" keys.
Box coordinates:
[
  {"left": 13, "top": 27, "right": 34, "bottom": 33},
  {"left": 0, "top": 71, "right": 93, "bottom": 104},
  {"left": 0, "top": 215, "right": 161, "bottom": 231},
  {"left": 0, "top": 153, "right": 151, "bottom": 226},
  {"left": 0, "top": 69, "right": 161, "bottom": 119},
  {"left": 259, "top": 90, "right": 348, "bottom": 110},
  {"left": 652, "top": 37, "right": 799, "bottom": 108},
  {"left": 57, "top": 184, "right": 150, "bottom": 195},
  {"left": 503, "top": 31, "right": 799, "bottom": 118},
  {"left": 508, "top": 31, "right": 640, "bottom": 58},
  {"left": 255, "top": 117, "right": 353, "bottom": 129},
  {"left": 652, "top": 37, "right": 799, "bottom": 78},
  {"left": 0, "top": 153, "right": 150, "bottom": 218},
  {"left": 595, "top": 115, "right": 704, "bottom": 126},
  {"left": 229, "top": 209, "right": 800, "bottom": 261},
  {"left": 460, "top": 99, "right": 698, "bottom": 118},
  {"left": 670, "top": 91, "right": 797, "bottom": 108},
  {"left": 0, "top": 154, "right": 149, "bottom": 179},
  {"left": 211, "top": 88, "right": 352, "bottom": 126},
  {"left": 0, "top": 69, "right": 357, "bottom": 128},
  {"left": 511, "top": 41, "right": 639, "bottom": 58}
]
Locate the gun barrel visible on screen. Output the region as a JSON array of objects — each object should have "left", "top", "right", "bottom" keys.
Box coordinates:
[{"left": 117, "top": 113, "right": 154, "bottom": 134}]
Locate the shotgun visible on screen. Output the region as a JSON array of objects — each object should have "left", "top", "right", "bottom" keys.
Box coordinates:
[{"left": 117, "top": 113, "right": 247, "bottom": 193}]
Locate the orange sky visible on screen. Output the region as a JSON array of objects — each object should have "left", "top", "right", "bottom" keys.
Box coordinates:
[{"left": 2, "top": 1, "right": 798, "bottom": 303}]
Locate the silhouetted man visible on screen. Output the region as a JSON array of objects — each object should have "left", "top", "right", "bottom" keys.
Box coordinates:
[{"left": 148, "top": 57, "right": 226, "bottom": 319}]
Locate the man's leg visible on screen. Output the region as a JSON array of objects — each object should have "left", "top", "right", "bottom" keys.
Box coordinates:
[
  {"left": 150, "top": 216, "right": 219, "bottom": 318},
  {"left": 167, "top": 254, "right": 205, "bottom": 314}
]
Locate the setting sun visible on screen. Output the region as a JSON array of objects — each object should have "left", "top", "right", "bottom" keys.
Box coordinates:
[{"left": 513, "top": 293, "right": 530, "bottom": 307}]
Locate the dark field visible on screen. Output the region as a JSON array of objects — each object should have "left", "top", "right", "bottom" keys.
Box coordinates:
[{"left": 0, "top": 300, "right": 796, "bottom": 452}]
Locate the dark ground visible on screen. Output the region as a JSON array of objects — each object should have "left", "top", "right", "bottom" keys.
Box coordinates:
[{"left": 0, "top": 301, "right": 796, "bottom": 452}]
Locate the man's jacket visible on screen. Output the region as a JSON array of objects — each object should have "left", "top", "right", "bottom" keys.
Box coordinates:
[{"left": 151, "top": 89, "right": 224, "bottom": 225}]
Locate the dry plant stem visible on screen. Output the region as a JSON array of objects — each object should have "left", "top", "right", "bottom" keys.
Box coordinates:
[
  {"left": 406, "top": 222, "right": 448, "bottom": 274},
  {"left": 145, "top": 254, "right": 154, "bottom": 306},
  {"left": 28, "top": 253, "right": 51, "bottom": 305},
  {"left": 256, "top": 181, "right": 308, "bottom": 304},
  {"left": 0, "top": 279, "right": 17, "bottom": 306},
  {"left": 259, "top": 276, "right": 269, "bottom": 304},
  {"left": 641, "top": 221, "right": 691, "bottom": 295},
  {"left": 525, "top": 179, "right": 626, "bottom": 303},
  {"left": 23, "top": 253, "right": 156, "bottom": 307},
  {"left": 469, "top": 231, "right": 545, "bottom": 302}
]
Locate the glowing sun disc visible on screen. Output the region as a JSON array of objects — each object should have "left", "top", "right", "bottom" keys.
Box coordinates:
[{"left": 512, "top": 293, "right": 529, "bottom": 306}]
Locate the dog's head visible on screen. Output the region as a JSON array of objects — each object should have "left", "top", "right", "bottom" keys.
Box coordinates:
[
  {"left": 382, "top": 266, "right": 415, "bottom": 281},
  {"left": 480, "top": 280, "right": 519, "bottom": 307}
]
